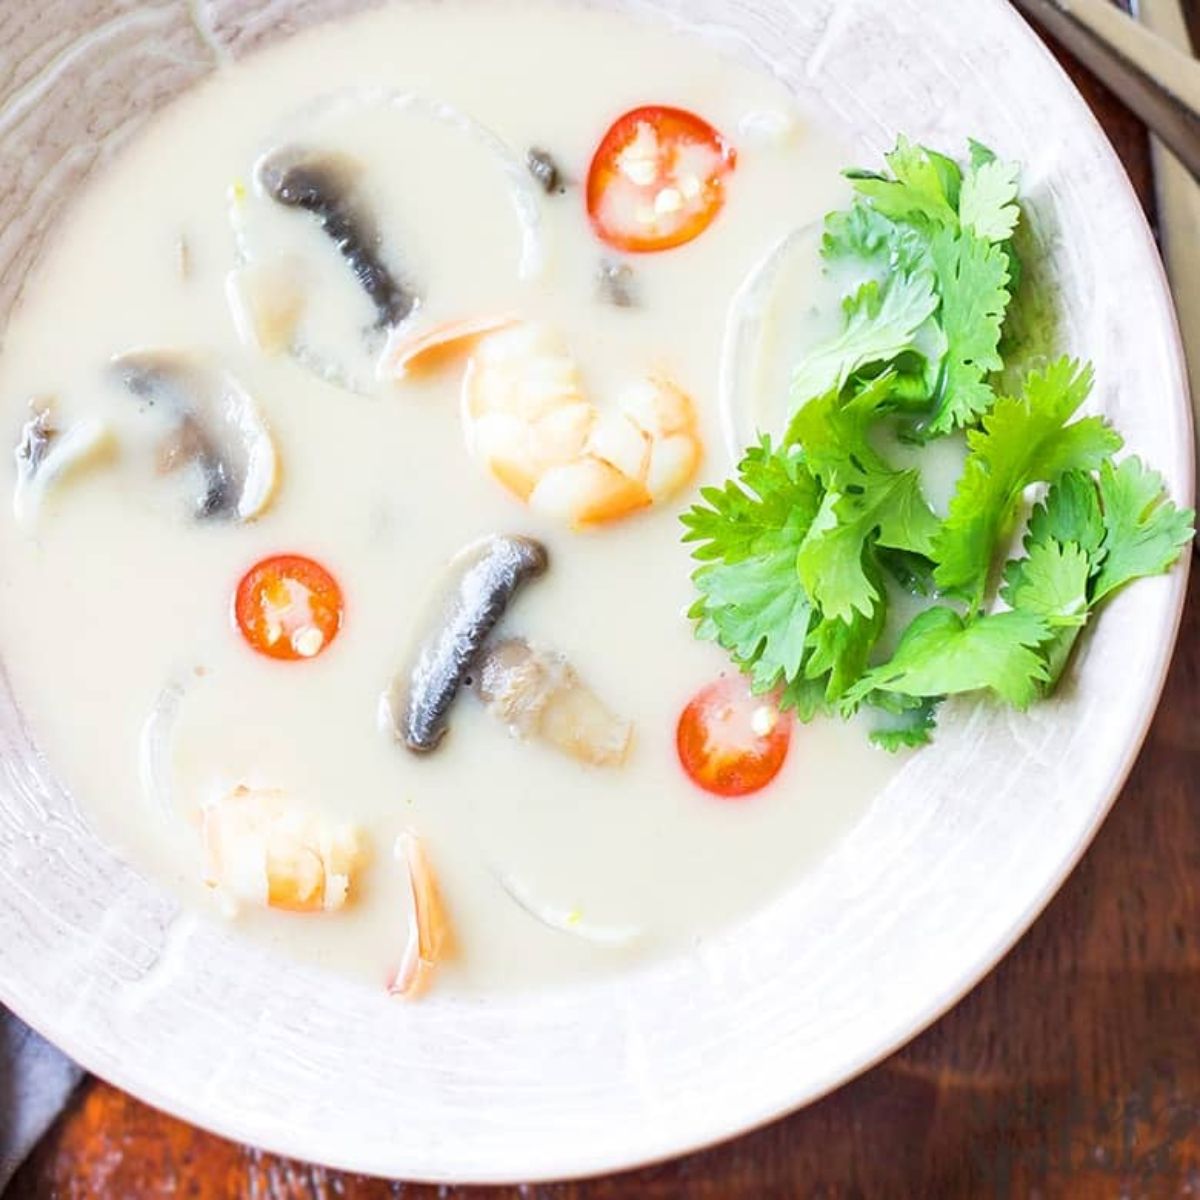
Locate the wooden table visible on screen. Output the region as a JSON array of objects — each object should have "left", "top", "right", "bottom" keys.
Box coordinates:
[{"left": 11, "top": 14, "right": 1199, "bottom": 1199}]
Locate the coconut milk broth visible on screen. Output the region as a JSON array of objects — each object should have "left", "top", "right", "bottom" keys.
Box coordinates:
[{"left": 0, "top": 0, "right": 899, "bottom": 992}]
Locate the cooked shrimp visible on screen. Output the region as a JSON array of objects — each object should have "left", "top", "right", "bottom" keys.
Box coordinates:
[
  {"left": 382, "top": 314, "right": 516, "bottom": 379},
  {"left": 461, "top": 322, "right": 702, "bottom": 528},
  {"left": 390, "top": 831, "right": 454, "bottom": 999},
  {"left": 202, "top": 785, "right": 363, "bottom": 914}
]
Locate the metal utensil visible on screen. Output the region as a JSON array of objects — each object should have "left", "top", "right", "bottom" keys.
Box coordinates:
[{"left": 1010, "top": 0, "right": 1200, "bottom": 180}]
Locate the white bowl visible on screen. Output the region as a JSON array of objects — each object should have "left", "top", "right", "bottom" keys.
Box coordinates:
[{"left": 0, "top": 0, "right": 1192, "bottom": 1182}]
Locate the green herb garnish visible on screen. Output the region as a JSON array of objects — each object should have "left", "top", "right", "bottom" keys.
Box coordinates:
[{"left": 683, "top": 138, "right": 1193, "bottom": 749}]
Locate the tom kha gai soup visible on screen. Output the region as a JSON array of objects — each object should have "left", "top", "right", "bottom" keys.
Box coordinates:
[
  {"left": 7, "top": 0, "right": 1188, "bottom": 997},
  {"left": 0, "top": 1, "right": 880, "bottom": 994}
]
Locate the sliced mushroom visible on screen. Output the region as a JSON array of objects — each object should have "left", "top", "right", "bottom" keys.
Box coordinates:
[
  {"left": 13, "top": 403, "right": 115, "bottom": 525},
  {"left": 526, "top": 147, "right": 566, "bottom": 195},
  {"left": 111, "top": 349, "right": 279, "bottom": 522},
  {"left": 474, "top": 637, "right": 633, "bottom": 767},
  {"left": 383, "top": 535, "right": 548, "bottom": 754},
  {"left": 257, "top": 147, "right": 416, "bottom": 330},
  {"left": 230, "top": 90, "right": 545, "bottom": 394},
  {"left": 390, "top": 831, "right": 453, "bottom": 999}
]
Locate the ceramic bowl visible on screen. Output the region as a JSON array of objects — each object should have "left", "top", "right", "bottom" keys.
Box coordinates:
[{"left": 0, "top": 0, "right": 1192, "bottom": 1182}]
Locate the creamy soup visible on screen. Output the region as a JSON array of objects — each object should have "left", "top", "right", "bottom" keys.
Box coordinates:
[{"left": 0, "top": 0, "right": 899, "bottom": 993}]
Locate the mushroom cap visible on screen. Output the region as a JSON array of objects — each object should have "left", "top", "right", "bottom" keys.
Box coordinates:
[{"left": 111, "top": 348, "right": 279, "bottom": 522}]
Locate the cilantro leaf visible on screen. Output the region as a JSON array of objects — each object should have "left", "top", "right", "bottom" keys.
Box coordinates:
[
  {"left": 788, "top": 377, "right": 940, "bottom": 558},
  {"left": 1092, "top": 457, "right": 1195, "bottom": 603},
  {"left": 789, "top": 378, "right": 939, "bottom": 620},
  {"left": 1003, "top": 459, "right": 1193, "bottom": 612},
  {"left": 968, "top": 138, "right": 997, "bottom": 170},
  {"left": 786, "top": 374, "right": 894, "bottom": 480},
  {"left": 795, "top": 471, "right": 938, "bottom": 623},
  {"left": 691, "top": 536, "right": 813, "bottom": 691},
  {"left": 791, "top": 273, "right": 939, "bottom": 405},
  {"left": 998, "top": 471, "right": 1106, "bottom": 688},
  {"left": 923, "top": 227, "right": 1012, "bottom": 434},
  {"left": 866, "top": 693, "right": 942, "bottom": 751},
  {"left": 846, "top": 606, "right": 1052, "bottom": 710},
  {"left": 795, "top": 490, "right": 878, "bottom": 620},
  {"left": 1000, "top": 470, "right": 1104, "bottom": 623},
  {"left": 877, "top": 546, "right": 937, "bottom": 596},
  {"left": 934, "top": 358, "right": 1121, "bottom": 603},
  {"left": 682, "top": 436, "right": 820, "bottom": 563},
  {"left": 804, "top": 576, "right": 887, "bottom": 702},
  {"left": 1000, "top": 538, "right": 1091, "bottom": 626},
  {"left": 847, "top": 135, "right": 961, "bottom": 227},
  {"left": 959, "top": 155, "right": 1021, "bottom": 243},
  {"left": 874, "top": 469, "right": 942, "bottom": 555},
  {"left": 821, "top": 201, "right": 894, "bottom": 268},
  {"left": 822, "top": 201, "right": 933, "bottom": 277},
  {"left": 1024, "top": 469, "right": 1106, "bottom": 561},
  {"left": 998, "top": 462, "right": 1192, "bottom": 690},
  {"left": 683, "top": 438, "right": 823, "bottom": 691},
  {"left": 780, "top": 672, "right": 833, "bottom": 721}
]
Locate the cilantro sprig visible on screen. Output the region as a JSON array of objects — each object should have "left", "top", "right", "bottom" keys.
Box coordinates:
[
  {"left": 806, "top": 136, "right": 1024, "bottom": 436},
  {"left": 998, "top": 459, "right": 1195, "bottom": 687},
  {"left": 683, "top": 137, "right": 1194, "bottom": 750}
]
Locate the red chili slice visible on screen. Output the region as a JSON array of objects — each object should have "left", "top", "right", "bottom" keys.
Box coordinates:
[
  {"left": 676, "top": 675, "right": 791, "bottom": 798},
  {"left": 234, "top": 554, "right": 344, "bottom": 661},
  {"left": 586, "top": 105, "right": 736, "bottom": 253}
]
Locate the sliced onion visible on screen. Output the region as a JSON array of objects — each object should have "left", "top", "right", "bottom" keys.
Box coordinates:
[
  {"left": 717, "top": 221, "right": 822, "bottom": 458},
  {"left": 494, "top": 869, "right": 641, "bottom": 948},
  {"left": 138, "top": 680, "right": 186, "bottom": 820}
]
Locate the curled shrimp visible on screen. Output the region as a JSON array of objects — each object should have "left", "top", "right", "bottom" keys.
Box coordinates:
[
  {"left": 202, "top": 785, "right": 363, "bottom": 914},
  {"left": 383, "top": 314, "right": 517, "bottom": 379},
  {"left": 461, "top": 322, "right": 703, "bottom": 528},
  {"left": 390, "top": 831, "right": 454, "bottom": 999}
]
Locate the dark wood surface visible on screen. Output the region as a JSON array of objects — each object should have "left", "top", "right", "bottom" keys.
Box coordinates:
[{"left": 11, "top": 14, "right": 1199, "bottom": 1200}]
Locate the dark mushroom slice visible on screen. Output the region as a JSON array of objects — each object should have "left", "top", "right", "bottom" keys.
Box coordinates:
[
  {"left": 526, "top": 147, "right": 566, "bottom": 195},
  {"left": 474, "top": 637, "right": 633, "bottom": 767},
  {"left": 385, "top": 535, "right": 548, "bottom": 754},
  {"left": 111, "top": 350, "right": 278, "bottom": 522},
  {"left": 257, "top": 147, "right": 416, "bottom": 329}
]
